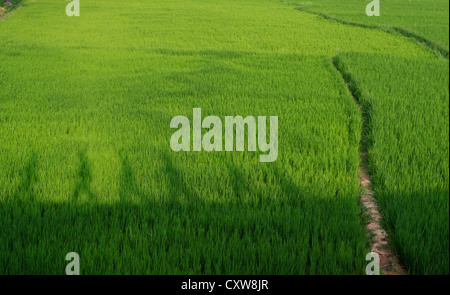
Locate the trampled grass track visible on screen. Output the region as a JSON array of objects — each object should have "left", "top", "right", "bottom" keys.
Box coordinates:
[
  {"left": 334, "top": 54, "right": 449, "bottom": 274},
  {"left": 332, "top": 56, "right": 405, "bottom": 275},
  {"left": 284, "top": 0, "right": 449, "bottom": 57},
  {"left": 295, "top": 8, "right": 449, "bottom": 60},
  {"left": 0, "top": 0, "right": 448, "bottom": 274}
]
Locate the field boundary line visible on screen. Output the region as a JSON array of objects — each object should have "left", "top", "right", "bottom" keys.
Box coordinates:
[
  {"left": 294, "top": 7, "right": 449, "bottom": 60},
  {"left": 332, "top": 55, "right": 406, "bottom": 275}
]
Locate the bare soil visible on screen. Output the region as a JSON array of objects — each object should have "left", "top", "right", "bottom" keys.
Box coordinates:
[{"left": 359, "top": 152, "right": 405, "bottom": 275}]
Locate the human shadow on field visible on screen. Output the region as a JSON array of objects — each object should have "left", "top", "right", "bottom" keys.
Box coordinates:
[
  {"left": 118, "top": 150, "right": 142, "bottom": 203},
  {"left": 161, "top": 151, "right": 200, "bottom": 204},
  {"left": 14, "top": 152, "right": 39, "bottom": 201},
  {"left": 223, "top": 156, "right": 306, "bottom": 206},
  {"left": 71, "top": 151, "right": 96, "bottom": 201}
]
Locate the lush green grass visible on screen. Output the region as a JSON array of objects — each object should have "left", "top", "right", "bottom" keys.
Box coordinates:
[
  {"left": 287, "top": 0, "right": 449, "bottom": 52},
  {"left": 334, "top": 54, "right": 449, "bottom": 274},
  {"left": 0, "top": 0, "right": 447, "bottom": 274}
]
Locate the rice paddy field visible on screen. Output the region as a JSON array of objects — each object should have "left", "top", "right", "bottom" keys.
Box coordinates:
[{"left": 0, "top": 0, "right": 448, "bottom": 275}]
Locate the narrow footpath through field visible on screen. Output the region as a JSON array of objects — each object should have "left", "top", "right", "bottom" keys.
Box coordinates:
[
  {"left": 332, "top": 56, "right": 405, "bottom": 275},
  {"left": 295, "top": 7, "right": 449, "bottom": 60}
]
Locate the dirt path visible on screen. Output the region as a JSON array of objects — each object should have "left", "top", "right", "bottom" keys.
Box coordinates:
[
  {"left": 359, "top": 152, "right": 405, "bottom": 275},
  {"left": 332, "top": 56, "right": 405, "bottom": 275}
]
